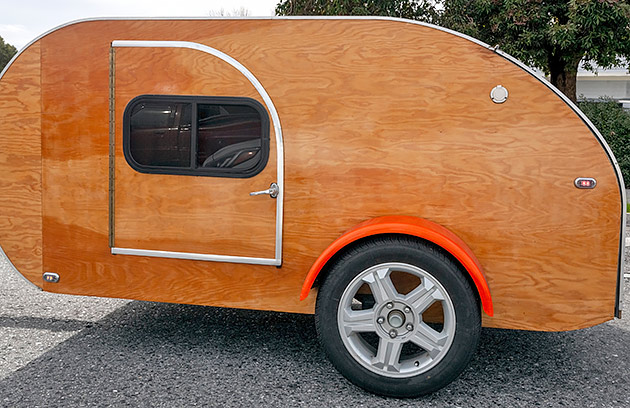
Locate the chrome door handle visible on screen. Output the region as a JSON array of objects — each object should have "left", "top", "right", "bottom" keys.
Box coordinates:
[{"left": 250, "top": 182, "right": 279, "bottom": 199}]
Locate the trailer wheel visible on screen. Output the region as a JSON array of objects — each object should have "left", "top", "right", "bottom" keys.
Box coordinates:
[{"left": 315, "top": 237, "right": 481, "bottom": 397}]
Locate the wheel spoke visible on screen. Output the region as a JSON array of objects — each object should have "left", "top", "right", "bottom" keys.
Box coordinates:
[
  {"left": 334, "top": 261, "right": 462, "bottom": 381},
  {"left": 409, "top": 322, "right": 448, "bottom": 358},
  {"left": 341, "top": 308, "right": 376, "bottom": 335},
  {"left": 372, "top": 338, "right": 403, "bottom": 372},
  {"left": 362, "top": 267, "right": 399, "bottom": 304},
  {"left": 404, "top": 279, "right": 443, "bottom": 314}
]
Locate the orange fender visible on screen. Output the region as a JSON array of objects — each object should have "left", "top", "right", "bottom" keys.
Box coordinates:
[{"left": 300, "top": 216, "right": 494, "bottom": 317}]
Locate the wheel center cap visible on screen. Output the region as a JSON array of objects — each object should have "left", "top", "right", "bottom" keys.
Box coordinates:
[
  {"left": 387, "top": 310, "right": 405, "bottom": 328},
  {"left": 376, "top": 301, "right": 415, "bottom": 339}
]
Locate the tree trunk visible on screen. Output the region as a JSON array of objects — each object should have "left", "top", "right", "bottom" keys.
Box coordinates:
[{"left": 548, "top": 54, "right": 581, "bottom": 104}]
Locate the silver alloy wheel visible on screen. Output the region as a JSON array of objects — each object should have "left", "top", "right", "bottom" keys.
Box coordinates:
[{"left": 337, "top": 262, "right": 456, "bottom": 378}]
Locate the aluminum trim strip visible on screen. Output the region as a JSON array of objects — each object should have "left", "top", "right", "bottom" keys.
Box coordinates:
[
  {"left": 1, "top": 16, "right": 624, "bottom": 303},
  {"left": 111, "top": 247, "right": 281, "bottom": 266},
  {"left": 0, "top": 245, "right": 42, "bottom": 290},
  {"left": 620, "top": 189, "right": 627, "bottom": 316},
  {"left": 112, "top": 40, "right": 284, "bottom": 266}
]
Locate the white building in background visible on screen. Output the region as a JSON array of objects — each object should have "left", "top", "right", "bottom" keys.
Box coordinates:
[{"left": 577, "top": 65, "right": 630, "bottom": 109}]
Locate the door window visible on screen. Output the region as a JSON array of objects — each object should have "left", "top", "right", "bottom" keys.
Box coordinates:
[{"left": 123, "top": 95, "right": 269, "bottom": 178}]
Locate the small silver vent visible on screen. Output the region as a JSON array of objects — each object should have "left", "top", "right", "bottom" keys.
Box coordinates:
[{"left": 490, "top": 85, "right": 509, "bottom": 104}]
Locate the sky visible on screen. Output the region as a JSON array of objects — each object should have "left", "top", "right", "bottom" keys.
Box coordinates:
[{"left": 1, "top": 0, "right": 279, "bottom": 49}]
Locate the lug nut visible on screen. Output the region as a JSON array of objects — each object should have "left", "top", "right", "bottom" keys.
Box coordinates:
[
  {"left": 386, "top": 302, "right": 394, "bottom": 309},
  {"left": 404, "top": 307, "right": 411, "bottom": 313},
  {"left": 406, "top": 324, "right": 413, "bottom": 331},
  {"left": 389, "top": 330, "right": 397, "bottom": 338},
  {"left": 414, "top": 361, "right": 420, "bottom": 367},
  {"left": 377, "top": 317, "right": 385, "bottom": 324}
]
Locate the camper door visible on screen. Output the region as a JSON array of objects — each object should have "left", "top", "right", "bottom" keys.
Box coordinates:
[{"left": 109, "top": 41, "right": 283, "bottom": 266}]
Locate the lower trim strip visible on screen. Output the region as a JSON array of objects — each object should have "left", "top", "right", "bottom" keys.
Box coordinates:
[{"left": 111, "top": 247, "right": 281, "bottom": 266}]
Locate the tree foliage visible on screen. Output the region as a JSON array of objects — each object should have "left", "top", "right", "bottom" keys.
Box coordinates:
[
  {"left": 579, "top": 99, "right": 630, "bottom": 188},
  {"left": 439, "top": 0, "right": 630, "bottom": 102},
  {"left": 0, "top": 35, "right": 17, "bottom": 72},
  {"left": 209, "top": 7, "right": 251, "bottom": 16},
  {"left": 275, "top": 0, "right": 630, "bottom": 102},
  {"left": 275, "top": 0, "right": 437, "bottom": 19}
]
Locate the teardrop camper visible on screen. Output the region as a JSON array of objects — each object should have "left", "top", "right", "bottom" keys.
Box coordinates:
[{"left": 0, "top": 17, "right": 626, "bottom": 397}]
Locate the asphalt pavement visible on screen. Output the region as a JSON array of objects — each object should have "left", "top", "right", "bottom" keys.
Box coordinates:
[{"left": 0, "top": 235, "right": 629, "bottom": 407}]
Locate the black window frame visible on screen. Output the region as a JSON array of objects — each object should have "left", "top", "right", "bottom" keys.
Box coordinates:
[{"left": 122, "top": 94, "right": 270, "bottom": 178}]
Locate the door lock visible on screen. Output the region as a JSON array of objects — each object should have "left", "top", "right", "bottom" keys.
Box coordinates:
[{"left": 250, "top": 182, "right": 279, "bottom": 199}]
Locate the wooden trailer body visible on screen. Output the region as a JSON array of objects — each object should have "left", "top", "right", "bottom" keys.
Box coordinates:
[{"left": 0, "top": 18, "right": 626, "bottom": 335}]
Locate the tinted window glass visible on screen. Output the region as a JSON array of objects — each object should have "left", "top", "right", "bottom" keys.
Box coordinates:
[
  {"left": 123, "top": 96, "right": 269, "bottom": 178},
  {"left": 129, "top": 102, "right": 191, "bottom": 167},
  {"left": 197, "top": 104, "right": 262, "bottom": 170}
]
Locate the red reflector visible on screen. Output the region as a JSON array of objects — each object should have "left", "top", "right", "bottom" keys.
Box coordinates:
[{"left": 574, "top": 178, "right": 596, "bottom": 189}]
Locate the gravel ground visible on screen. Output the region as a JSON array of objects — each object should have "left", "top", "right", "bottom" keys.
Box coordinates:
[{"left": 0, "top": 231, "right": 629, "bottom": 407}]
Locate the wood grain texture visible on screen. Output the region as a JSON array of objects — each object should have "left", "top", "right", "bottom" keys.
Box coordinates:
[
  {"left": 114, "top": 47, "right": 277, "bottom": 257},
  {"left": 5, "top": 18, "right": 619, "bottom": 330},
  {"left": 0, "top": 44, "right": 42, "bottom": 286}
]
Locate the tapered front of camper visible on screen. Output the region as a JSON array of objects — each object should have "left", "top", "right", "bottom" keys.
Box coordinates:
[{"left": 0, "top": 18, "right": 624, "bottom": 331}]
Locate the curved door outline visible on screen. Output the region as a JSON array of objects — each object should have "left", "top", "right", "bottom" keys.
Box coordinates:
[{"left": 110, "top": 40, "right": 284, "bottom": 266}]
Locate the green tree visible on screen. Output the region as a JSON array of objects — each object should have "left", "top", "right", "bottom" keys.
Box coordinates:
[
  {"left": 579, "top": 99, "right": 630, "bottom": 188},
  {"left": 0, "top": 35, "right": 17, "bottom": 72},
  {"left": 275, "top": 0, "right": 630, "bottom": 103},
  {"left": 275, "top": 0, "right": 437, "bottom": 20},
  {"left": 440, "top": 0, "right": 630, "bottom": 103}
]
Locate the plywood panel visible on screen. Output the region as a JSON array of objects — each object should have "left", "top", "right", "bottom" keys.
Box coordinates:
[
  {"left": 114, "top": 47, "right": 277, "bottom": 257},
  {"left": 34, "top": 19, "right": 622, "bottom": 330},
  {"left": 0, "top": 44, "right": 42, "bottom": 286}
]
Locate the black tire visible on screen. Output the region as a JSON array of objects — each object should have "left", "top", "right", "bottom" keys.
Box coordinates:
[{"left": 315, "top": 236, "right": 481, "bottom": 397}]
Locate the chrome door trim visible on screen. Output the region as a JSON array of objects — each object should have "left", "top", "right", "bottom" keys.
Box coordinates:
[
  {"left": 111, "top": 40, "right": 284, "bottom": 266},
  {"left": 111, "top": 247, "right": 281, "bottom": 266}
]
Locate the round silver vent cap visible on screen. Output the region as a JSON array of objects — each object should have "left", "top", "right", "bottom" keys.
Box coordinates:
[{"left": 490, "top": 85, "right": 509, "bottom": 104}]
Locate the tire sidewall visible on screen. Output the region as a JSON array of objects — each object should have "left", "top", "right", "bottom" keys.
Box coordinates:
[{"left": 316, "top": 239, "right": 481, "bottom": 397}]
